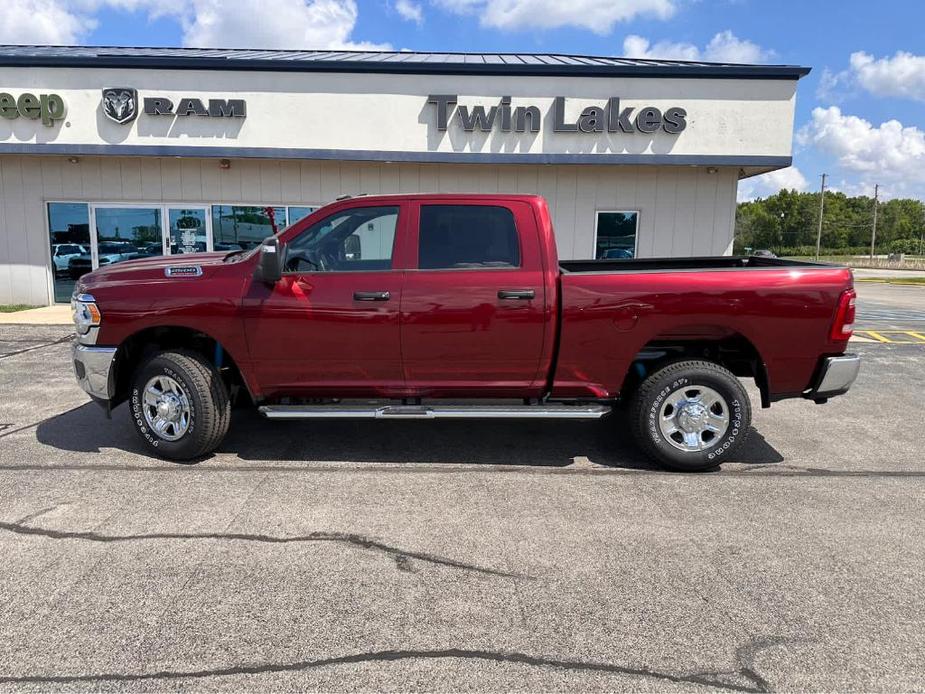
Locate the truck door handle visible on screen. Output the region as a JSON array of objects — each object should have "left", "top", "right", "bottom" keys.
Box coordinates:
[
  {"left": 353, "top": 291, "right": 391, "bottom": 301},
  {"left": 498, "top": 289, "right": 535, "bottom": 300}
]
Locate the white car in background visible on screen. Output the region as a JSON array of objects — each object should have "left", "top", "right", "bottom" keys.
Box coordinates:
[
  {"left": 68, "top": 242, "right": 137, "bottom": 279},
  {"left": 52, "top": 244, "right": 88, "bottom": 275}
]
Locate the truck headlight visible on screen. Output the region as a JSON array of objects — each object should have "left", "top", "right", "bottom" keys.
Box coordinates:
[{"left": 71, "top": 293, "right": 101, "bottom": 335}]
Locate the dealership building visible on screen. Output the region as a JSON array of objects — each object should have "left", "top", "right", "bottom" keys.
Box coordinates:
[{"left": 0, "top": 46, "right": 809, "bottom": 305}]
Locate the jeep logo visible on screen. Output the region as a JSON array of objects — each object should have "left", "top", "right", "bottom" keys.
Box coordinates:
[{"left": 0, "top": 92, "right": 67, "bottom": 126}]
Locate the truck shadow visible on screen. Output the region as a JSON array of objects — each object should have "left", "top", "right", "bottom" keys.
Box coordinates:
[{"left": 34, "top": 403, "right": 784, "bottom": 470}]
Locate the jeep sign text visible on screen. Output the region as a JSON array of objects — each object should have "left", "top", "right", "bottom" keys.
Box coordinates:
[{"left": 0, "top": 92, "right": 66, "bottom": 126}]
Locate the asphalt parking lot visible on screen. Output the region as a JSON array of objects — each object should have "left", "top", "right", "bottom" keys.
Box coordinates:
[{"left": 0, "top": 282, "right": 923, "bottom": 692}]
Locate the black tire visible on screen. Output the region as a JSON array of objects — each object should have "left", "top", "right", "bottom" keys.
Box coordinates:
[
  {"left": 129, "top": 350, "right": 230, "bottom": 461},
  {"left": 629, "top": 360, "right": 751, "bottom": 472}
]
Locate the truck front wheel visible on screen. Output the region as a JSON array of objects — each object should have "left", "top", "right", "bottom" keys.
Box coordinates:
[
  {"left": 629, "top": 360, "right": 751, "bottom": 471},
  {"left": 129, "top": 350, "right": 230, "bottom": 461}
]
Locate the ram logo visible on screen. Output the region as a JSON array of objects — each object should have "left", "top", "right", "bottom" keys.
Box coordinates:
[{"left": 101, "top": 87, "right": 138, "bottom": 124}]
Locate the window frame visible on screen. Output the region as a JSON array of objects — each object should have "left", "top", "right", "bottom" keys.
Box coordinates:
[
  {"left": 280, "top": 203, "right": 404, "bottom": 276},
  {"left": 592, "top": 209, "right": 640, "bottom": 260},
  {"left": 412, "top": 202, "right": 524, "bottom": 273}
]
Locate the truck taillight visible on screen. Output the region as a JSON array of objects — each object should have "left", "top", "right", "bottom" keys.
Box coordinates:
[{"left": 830, "top": 289, "right": 856, "bottom": 341}]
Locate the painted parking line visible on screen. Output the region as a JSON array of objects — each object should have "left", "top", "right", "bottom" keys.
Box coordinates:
[{"left": 852, "top": 330, "right": 925, "bottom": 344}]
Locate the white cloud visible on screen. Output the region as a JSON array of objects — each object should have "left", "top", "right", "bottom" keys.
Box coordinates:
[
  {"left": 395, "top": 0, "right": 423, "bottom": 24},
  {"left": 0, "top": 0, "right": 389, "bottom": 50},
  {"left": 0, "top": 0, "right": 97, "bottom": 44},
  {"left": 798, "top": 106, "right": 925, "bottom": 199},
  {"left": 849, "top": 51, "right": 925, "bottom": 102},
  {"left": 162, "top": 0, "right": 391, "bottom": 50},
  {"left": 623, "top": 30, "right": 773, "bottom": 64},
  {"left": 435, "top": 0, "right": 676, "bottom": 34},
  {"left": 737, "top": 167, "right": 808, "bottom": 202}
]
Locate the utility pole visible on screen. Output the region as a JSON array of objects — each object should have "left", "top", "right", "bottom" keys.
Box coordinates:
[
  {"left": 815, "top": 173, "right": 827, "bottom": 260},
  {"left": 869, "top": 184, "right": 879, "bottom": 259}
]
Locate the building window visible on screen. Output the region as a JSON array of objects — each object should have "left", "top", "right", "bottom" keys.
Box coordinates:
[
  {"left": 211, "top": 205, "right": 287, "bottom": 251},
  {"left": 418, "top": 205, "right": 520, "bottom": 269},
  {"left": 48, "top": 202, "right": 91, "bottom": 303},
  {"left": 286, "top": 206, "right": 317, "bottom": 226},
  {"left": 94, "top": 207, "right": 164, "bottom": 266},
  {"left": 594, "top": 211, "right": 639, "bottom": 259}
]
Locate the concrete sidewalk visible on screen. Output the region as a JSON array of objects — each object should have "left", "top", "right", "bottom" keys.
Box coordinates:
[{"left": 0, "top": 305, "right": 71, "bottom": 325}]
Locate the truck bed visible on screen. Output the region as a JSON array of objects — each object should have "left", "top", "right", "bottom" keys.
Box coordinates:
[
  {"left": 551, "top": 256, "right": 854, "bottom": 400},
  {"left": 559, "top": 255, "right": 837, "bottom": 274}
]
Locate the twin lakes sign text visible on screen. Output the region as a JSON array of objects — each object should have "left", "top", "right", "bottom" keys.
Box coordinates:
[{"left": 426, "top": 95, "right": 688, "bottom": 135}]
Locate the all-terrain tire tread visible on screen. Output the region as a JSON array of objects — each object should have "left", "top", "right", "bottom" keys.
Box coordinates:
[
  {"left": 131, "top": 350, "right": 230, "bottom": 460},
  {"left": 629, "top": 359, "right": 751, "bottom": 471}
]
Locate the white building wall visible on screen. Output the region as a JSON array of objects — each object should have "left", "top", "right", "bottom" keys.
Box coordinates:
[
  {"left": 0, "top": 67, "right": 798, "bottom": 162},
  {"left": 0, "top": 154, "right": 738, "bottom": 305}
]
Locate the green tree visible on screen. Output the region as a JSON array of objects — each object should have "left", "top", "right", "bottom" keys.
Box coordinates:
[{"left": 735, "top": 188, "right": 925, "bottom": 255}]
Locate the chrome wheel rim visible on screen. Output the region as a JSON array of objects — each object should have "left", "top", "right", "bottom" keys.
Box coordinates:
[
  {"left": 142, "top": 375, "right": 191, "bottom": 442},
  {"left": 658, "top": 384, "right": 729, "bottom": 453}
]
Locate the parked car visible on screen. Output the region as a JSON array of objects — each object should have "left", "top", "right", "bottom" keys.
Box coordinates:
[
  {"left": 752, "top": 249, "right": 778, "bottom": 258},
  {"left": 52, "top": 244, "right": 88, "bottom": 275},
  {"left": 70, "top": 194, "right": 859, "bottom": 471},
  {"left": 68, "top": 242, "right": 137, "bottom": 279}
]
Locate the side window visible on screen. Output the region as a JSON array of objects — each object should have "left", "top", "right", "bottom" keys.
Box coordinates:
[
  {"left": 418, "top": 205, "right": 520, "bottom": 270},
  {"left": 283, "top": 205, "right": 398, "bottom": 273}
]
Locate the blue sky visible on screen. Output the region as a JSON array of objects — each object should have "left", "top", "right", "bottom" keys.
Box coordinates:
[{"left": 5, "top": 0, "right": 923, "bottom": 201}]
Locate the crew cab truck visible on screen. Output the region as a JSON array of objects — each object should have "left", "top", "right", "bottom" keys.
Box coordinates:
[{"left": 71, "top": 194, "right": 860, "bottom": 471}]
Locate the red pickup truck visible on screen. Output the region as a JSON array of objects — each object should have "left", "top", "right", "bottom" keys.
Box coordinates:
[{"left": 71, "top": 194, "right": 859, "bottom": 471}]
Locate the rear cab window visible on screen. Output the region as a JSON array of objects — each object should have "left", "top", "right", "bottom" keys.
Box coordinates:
[{"left": 418, "top": 205, "right": 521, "bottom": 270}]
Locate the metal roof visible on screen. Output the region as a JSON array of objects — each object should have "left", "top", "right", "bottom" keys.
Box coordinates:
[{"left": 0, "top": 45, "right": 811, "bottom": 79}]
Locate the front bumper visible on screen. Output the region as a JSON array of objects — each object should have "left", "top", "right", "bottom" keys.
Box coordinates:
[
  {"left": 72, "top": 342, "right": 117, "bottom": 401},
  {"left": 806, "top": 353, "right": 861, "bottom": 401}
]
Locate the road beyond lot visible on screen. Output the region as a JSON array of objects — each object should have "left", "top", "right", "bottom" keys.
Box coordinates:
[{"left": 0, "top": 282, "right": 923, "bottom": 692}]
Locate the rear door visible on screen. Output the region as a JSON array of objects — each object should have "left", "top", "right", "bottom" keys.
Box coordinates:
[{"left": 400, "top": 200, "right": 548, "bottom": 397}]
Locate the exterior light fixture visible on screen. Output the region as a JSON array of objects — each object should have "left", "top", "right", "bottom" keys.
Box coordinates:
[
  {"left": 67, "top": 156, "right": 79, "bottom": 164},
  {"left": 219, "top": 159, "right": 231, "bottom": 169},
  {"left": 706, "top": 167, "right": 718, "bottom": 174}
]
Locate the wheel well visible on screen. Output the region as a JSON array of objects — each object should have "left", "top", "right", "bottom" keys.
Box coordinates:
[
  {"left": 621, "top": 333, "right": 770, "bottom": 408},
  {"left": 112, "top": 326, "right": 252, "bottom": 408}
]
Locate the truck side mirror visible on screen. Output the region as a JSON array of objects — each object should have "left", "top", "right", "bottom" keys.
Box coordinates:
[{"left": 256, "top": 236, "right": 282, "bottom": 283}]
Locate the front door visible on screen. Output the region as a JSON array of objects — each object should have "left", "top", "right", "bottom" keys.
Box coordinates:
[
  {"left": 400, "top": 201, "right": 548, "bottom": 397},
  {"left": 166, "top": 206, "right": 211, "bottom": 255},
  {"left": 242, "top": 202, "right": 408, "bottom": 398}
]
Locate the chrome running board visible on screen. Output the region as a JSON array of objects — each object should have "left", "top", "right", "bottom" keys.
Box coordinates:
[{"left": 258, "top": 404, "right": 611, "bottom": 420}]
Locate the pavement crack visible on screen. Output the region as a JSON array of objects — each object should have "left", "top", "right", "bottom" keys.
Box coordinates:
[
  {"left": 0, "top": 335, "right": 72, "bottom": 361},
  {"left": 0, "top": 637, "right": 795, "bottom": 691},
  {"left": 0, "top": 518, "right": 527, "bottom": 580}
]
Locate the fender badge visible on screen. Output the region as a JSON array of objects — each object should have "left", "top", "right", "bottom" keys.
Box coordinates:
[{"left": 164, "top": 265, "right": 203, "bottom": 277}]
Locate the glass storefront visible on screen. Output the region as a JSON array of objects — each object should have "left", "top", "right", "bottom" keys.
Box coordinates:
[
  {"left": 46, "top": 202, "right": 319, "bottom": 301},
  {"left": 94, "top": 206, "right": 164, "bottom": 266},
  {"left": 287, "top": 206, "right": 317, "bottom": 225},
  {"left": 168, "top": 207, "right": 209, "bottom": 254},
  {"left": 595, "top": 211, "right": 639, "bottom": 259},
  {"left": 48, "top": 202, "right": 92, "bottom": 303},
  {"left": 212, "top": 205, "right": 287, "bottom": 251}
]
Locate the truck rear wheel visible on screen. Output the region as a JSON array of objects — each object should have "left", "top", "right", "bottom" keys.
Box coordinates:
[
  {"left": 129, "top": 350, "right": 230, "bottom": 461},
  {"left": 629, "top": 360, "right": 751, "bottom": 471}
]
